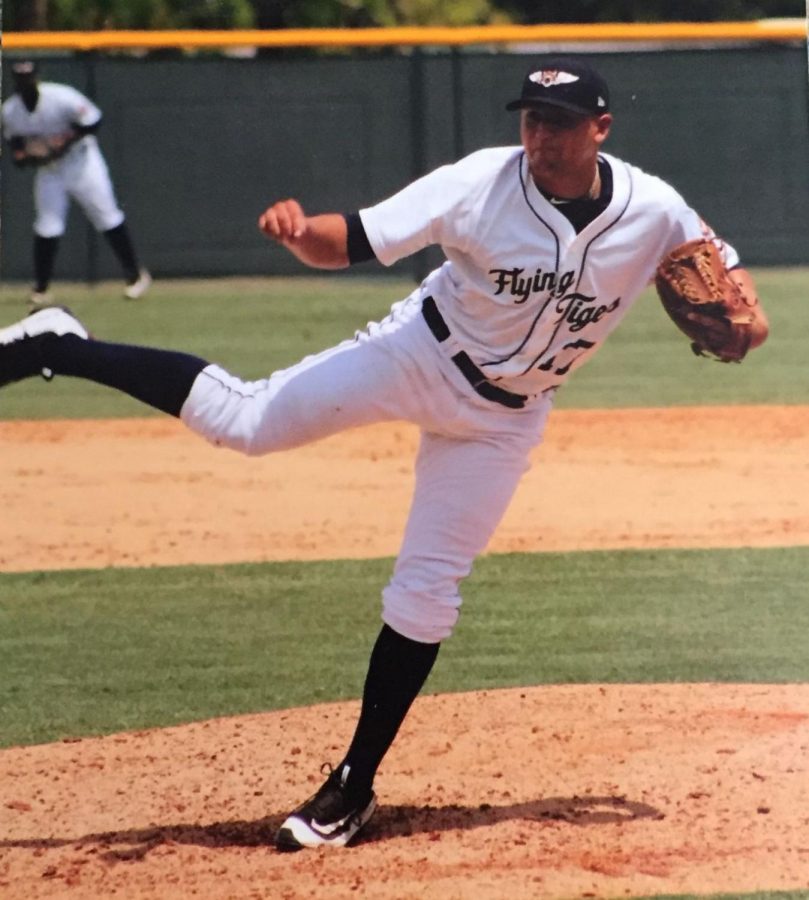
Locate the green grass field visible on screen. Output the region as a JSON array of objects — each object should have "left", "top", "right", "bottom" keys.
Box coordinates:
[
  {"left": 3, "top": 546, "right": 809, "bottom": 748},
  {"left": 1, "top": 272, "right": 808, "bottom": 899},
  {"left": 0, "top": 267, "right": 806, "bottom": 418}
]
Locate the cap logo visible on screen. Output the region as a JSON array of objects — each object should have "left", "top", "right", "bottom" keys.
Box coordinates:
[{"left": 529, "top": 69, "right": 580, "bottom": 88}]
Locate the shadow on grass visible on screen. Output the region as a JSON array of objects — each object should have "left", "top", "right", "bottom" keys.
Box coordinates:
[{"left": 0, "top": 793, "right": 663, "bottom": 860}]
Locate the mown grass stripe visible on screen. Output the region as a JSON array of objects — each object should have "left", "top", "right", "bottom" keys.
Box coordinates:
[{"left": 2, "top": 545, "right": 809, "bottom": 747}]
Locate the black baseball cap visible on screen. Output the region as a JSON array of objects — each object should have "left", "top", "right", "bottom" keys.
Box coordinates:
[{"left": 506, "top": 56, "right": 610, "bottom": 116}]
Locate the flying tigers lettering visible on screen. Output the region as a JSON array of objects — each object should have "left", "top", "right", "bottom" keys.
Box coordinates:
[
  {"left": 489, "top": 267, "right": 576, "bottom": 304},
  {"left": 556, "top": 293, "right": 620, "bottom": 331}
]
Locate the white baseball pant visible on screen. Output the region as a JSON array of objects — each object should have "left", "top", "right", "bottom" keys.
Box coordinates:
[
  {"left": 181, "top": 293, "right": 554, "bottom": 643},
  {"left": 33, "top": 140, "right": 125, "bottom": 237}
]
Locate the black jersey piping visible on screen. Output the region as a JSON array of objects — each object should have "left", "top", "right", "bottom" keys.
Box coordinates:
[
  {"left": 482, "top": 157, "right": 633, "bottom": 376},
  {"left": 573, "top": 159, "right": 633, "bottom": 292},
  {"left": 516, "top": 159, "right": 634, "bottom": 375},
  {"left": 516, "top": 150, "right": 560, "bottom": 271},
  {"left": 479, "top": 152, "right": 561, "bottom": 373}
]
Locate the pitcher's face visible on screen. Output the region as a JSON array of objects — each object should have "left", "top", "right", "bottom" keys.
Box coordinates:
[{"left": 520, "top": 106, "right": 612, "bottom": 185}]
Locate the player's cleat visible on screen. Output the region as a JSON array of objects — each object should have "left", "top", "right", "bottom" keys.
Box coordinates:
[
  {"left": 123, "top": 269, "right": 152, "bottom": 300},
  {"left": 275, "top": 764, "right": 377, "bottom": 851},
  {"left": 28, "top": 290, "right": 55, "bottom": 310},
  {"left": 0, "top": 306, "right": 89, "bottom": 387}
]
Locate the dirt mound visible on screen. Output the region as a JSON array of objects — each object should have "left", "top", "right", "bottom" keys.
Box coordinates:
[{"left": 2, "top": 684, "right": 809, "bottom": 899}]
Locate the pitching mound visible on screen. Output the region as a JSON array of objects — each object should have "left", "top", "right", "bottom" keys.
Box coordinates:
[{"left": 2, "top": 684, "right": 809, "bottom": 898}]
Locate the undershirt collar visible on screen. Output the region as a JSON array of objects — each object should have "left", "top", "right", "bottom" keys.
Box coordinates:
[{"left": 538, "top": 157, "right": 613, "bottom": 233}]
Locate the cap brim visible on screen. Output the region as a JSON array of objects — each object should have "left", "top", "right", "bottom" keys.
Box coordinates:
[{"left": 505, "top": 97, "right": 598, "bottom": 116}]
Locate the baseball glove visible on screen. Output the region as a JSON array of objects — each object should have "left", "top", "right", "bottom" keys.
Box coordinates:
[
  {"left": 21, "top": 133, "right": 72, "bottom": 166},
  {"left": 654, "top": 238, "right": 756, "bottom": 363}
]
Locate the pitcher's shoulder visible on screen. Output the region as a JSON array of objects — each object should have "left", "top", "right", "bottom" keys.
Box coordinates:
[
  {"left": 453, "top": 145, "right": 523, "bottom": 175},
  {"left": 605, "top": 154, "right": 689, "bottom": 213}
]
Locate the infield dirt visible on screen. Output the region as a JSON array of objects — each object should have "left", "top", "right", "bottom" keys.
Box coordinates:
[
  {"left": 3, "top": 405, "right": 809, "bottom": 571},
  {"left": 2, "top": 405, "right": 809, "bottom": 898}
]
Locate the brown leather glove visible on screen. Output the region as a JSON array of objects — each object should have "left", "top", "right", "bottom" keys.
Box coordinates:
[{"left": 655, "top": 238, "right": 758, "bottom": 363}]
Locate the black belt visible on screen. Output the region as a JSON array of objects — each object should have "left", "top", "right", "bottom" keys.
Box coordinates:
[{"left": 421, "top": 296, "right": 528, "bottom": 410}]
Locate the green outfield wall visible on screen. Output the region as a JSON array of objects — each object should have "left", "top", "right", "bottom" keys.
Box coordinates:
[{"left": 2, "top": 45, "right": 807, "bottom": 282}]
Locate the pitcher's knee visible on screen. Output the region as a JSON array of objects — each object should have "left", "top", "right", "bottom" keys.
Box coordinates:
[
  {"left": 181, "top": 364, "right": 328, "bottom": 455},
  {"left": 181, "top": 364, "right": 273, "bottom": 455},
  {"left": 381, "top": 581, "right": 461, "bottom": 643}
]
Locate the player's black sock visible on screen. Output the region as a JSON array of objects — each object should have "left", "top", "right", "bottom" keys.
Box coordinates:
[
  {"left": 33, "top": 235, "right": 59, "bottom": 292},
  {"left": 42, "top": 334, "right": 207, "bottom": 417},
  {"left": 103, "top": 222, "right": 141, "bottom": 283},
  {"left": 339, "top": 624, "right": 440, "bottom": 800}
]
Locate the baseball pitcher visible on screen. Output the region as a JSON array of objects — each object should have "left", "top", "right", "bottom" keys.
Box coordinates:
[{"left": 0, "top": 56, "right": 768, "bottom": 851}]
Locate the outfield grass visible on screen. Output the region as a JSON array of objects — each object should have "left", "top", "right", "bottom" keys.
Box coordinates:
[
  {"left": 3, "top": 546, "right": 809, "bottom": 749},
  {"left": 1, "top": 267, "right": 807, "bottom": 418}
]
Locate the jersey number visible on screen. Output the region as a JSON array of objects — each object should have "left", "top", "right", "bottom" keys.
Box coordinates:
[{"left": 537, "top": 339, "right": 595, "bottom": 377}]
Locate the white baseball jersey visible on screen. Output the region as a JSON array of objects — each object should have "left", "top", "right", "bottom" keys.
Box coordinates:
[
  {"left": 2, "top": 82, "right": 101, "bottom": 146},
  {"left": 360, "top": 147, "right": 739, "bottom": 400},
  {"left": 2, "top": 82, "right": 124, "bottom": 235}
]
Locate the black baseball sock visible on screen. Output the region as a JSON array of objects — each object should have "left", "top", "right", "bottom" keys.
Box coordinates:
[
  {"left": 33, "top": 235, "right": 59, "bottom": 292},
  {"left": 339, "top": 624, "right": 440, "bottom": 800},
  {"left": 103, "top": 222, "right": 141, "bottom": 283},
  {"left": 42, "top": 334, "right": 207, "bottom": 417}
]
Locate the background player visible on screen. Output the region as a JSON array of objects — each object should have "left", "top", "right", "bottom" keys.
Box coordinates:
[
  {"left": 2, "top": 60, "right": 151, "bottom": 308},
  {"left": 0, "top": 56, "right": 768, "bottom": 850}
]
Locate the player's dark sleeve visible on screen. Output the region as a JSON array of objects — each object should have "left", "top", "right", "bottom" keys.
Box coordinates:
[
  {"left": 343, "top": 211, "right": 377, "bottom": 265},
  {"left": 71, "top": 119, "right": 101, "bottom": 137}
]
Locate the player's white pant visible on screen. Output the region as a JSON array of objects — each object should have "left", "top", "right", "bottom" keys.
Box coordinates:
[
  {"left": 33, "top": 138, "right": 125, "bottom": 237},
  {"left": 181, "top": 293, "right": 554, "bottom": 643}
]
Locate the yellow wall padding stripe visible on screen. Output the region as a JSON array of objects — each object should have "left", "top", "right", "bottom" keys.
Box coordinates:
[{"left": 3, "top": 20, "right": 807, "bottom": 51}]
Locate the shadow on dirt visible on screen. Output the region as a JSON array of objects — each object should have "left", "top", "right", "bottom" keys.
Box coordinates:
[
  {"left": 362, "top": 794, "right": 664, "bottom": 845},
  {"left": 0, "top": 793, "right": 663, "bottom": 860}
]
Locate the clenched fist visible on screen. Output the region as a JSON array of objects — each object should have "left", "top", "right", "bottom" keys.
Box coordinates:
[
  {"left": 258, "top": 199, "right": 307, "bottom": 244},
  {"left": 256, "top": 201, "right": 349, "bottom": 270}
]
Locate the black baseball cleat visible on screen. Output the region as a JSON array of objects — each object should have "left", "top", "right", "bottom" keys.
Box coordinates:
[
  {"left": 0, "top": 306, "right": 89, "bottom": 388},
  {"left": 275, "top": 763, "right": 377, "bottom": 851}
]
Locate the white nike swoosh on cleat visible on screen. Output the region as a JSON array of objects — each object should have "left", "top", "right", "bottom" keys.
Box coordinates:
[
  {"left": 277, "top": 795, "right": 377, "bottom": 849},
  {"left": 307, "top": 814, "right": 352, "bottom": 837}
]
